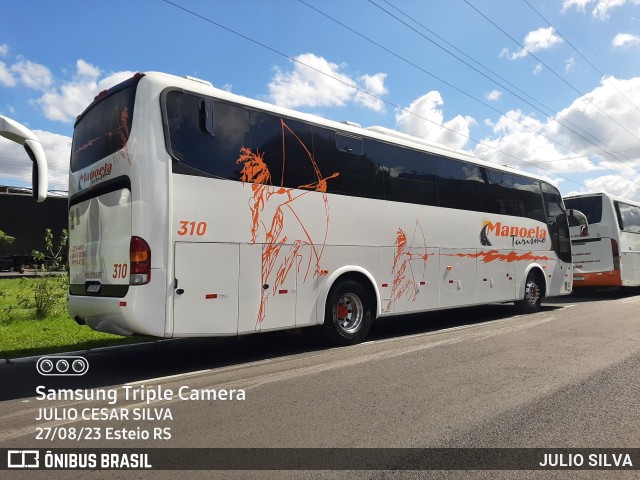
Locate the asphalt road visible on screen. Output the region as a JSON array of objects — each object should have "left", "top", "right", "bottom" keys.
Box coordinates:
[{"left": 1, "top": 288, "right": 639, "bottom": 479}]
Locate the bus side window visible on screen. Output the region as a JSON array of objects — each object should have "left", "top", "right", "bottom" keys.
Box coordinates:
[
  {"left": 335, "top": 133, "right": 363, "bottom": 155},
  {"left": 481, "top": 168, "right": 511, "bottom": 216},
  {"left": 165, "top": 92, "right": 249, "bottom": 178},
  {"left": 512, "top": 176, "right": 546, "bottom": 223},
  {"left": 615, "top": 202, "right": 640, "bottom": 233},
  {"left": 542, "top": 182, "right": 571, "bottom": 263},
  {"left": 437, "top": 157, "right": 482, "bottom": 212},
  {"left": 382, "top": 146, "right": 438, "bottom": 206}
]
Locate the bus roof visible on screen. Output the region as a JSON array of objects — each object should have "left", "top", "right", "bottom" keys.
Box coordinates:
[
  {"left": 564, "top": 191, "right": 640, "bottom": 208},
  {"left": 129, "top": 72, "right": 556, "bottom": 185}
]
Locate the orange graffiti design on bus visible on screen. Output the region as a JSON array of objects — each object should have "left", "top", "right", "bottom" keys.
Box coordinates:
[
  {"left": 445, "top": 250, "right": 553, "bottom": 263},
  {"left": 387, "top": 221, "right": 430, "bottom": 310},
  {"left": 236, "top": 119, "right": 339, "bottom": 326}
]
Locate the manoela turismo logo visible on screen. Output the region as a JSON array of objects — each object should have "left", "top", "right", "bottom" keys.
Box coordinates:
[{"left": 480, "top": 220, "right": 547, "bottom": 247}]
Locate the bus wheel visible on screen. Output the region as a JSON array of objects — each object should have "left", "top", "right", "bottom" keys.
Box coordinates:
[
  {"left": 323, "top": 280, "right": 372, "bottom": 346},
  {"left": 515, "top": 272, "right": 543, "bottom": 314}
]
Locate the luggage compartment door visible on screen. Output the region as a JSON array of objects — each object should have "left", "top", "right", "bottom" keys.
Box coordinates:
[{"left": 173, "top": 242, "right": 239, "bottom": 336}]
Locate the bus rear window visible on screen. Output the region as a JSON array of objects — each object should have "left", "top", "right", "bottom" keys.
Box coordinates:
[
  {"left": 71, "top": 82, "right": 138, "bottom": 172},
  {"left": 564, "top": 196, "right": 603, "bottom": 224}
]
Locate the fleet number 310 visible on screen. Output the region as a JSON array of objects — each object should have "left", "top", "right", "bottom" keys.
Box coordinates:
[{"left": 177, "top": 221, "right": 207, "bottom": 237}]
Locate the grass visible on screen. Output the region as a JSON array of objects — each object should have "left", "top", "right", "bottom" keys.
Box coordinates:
[{"left": 0, "top": 277, "right": 151, "bottom": 359}]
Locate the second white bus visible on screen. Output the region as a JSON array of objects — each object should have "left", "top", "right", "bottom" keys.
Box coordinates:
[
  {"left": 67, "top": 72, "right": 585, "bottom": 345},
  {"left": 565, "top": 192, "right": 640, "bottom": 288}
]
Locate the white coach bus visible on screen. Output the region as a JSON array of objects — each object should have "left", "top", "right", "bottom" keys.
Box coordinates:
[
  {"left": 564, "top": 192, "right": 640, "bottom": 289},
  {"left": 67, "top": 72, "right": 586, "bottom": 345}
]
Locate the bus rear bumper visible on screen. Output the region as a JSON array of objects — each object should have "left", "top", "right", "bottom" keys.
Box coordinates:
[
  {"left": 68, "top": 292, "right": 166, "bottom": 338},
  {"left": 573, "top": 270, "right": 623, "bottom": 288}
]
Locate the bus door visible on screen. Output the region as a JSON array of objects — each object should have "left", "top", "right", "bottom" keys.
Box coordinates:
[{"left": 173, "top": 242, "right": 239, "bottom": 335}]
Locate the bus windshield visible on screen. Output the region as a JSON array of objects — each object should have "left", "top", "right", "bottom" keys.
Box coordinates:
[{"left": 70, "top": 79, "right": 139, "bottom": 172}]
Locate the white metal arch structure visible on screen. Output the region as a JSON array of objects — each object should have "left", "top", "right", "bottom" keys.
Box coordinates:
[{"left": 0, "top": 115, "right": 48, "bottom": 202}]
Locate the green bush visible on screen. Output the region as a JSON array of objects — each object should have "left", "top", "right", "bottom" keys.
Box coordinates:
[
  {"left": 32, "top": 273, "right": 68, "bottom": 319},
  {"left": 29, "top": 228, "right": 69, "bottom": 318}
]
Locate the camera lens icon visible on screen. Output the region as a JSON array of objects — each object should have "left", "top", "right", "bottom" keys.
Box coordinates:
[{"left": 37, "top": 356, "right": 89, "bottom": 376}]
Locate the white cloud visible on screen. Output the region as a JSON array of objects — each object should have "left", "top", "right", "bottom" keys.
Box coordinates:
[
  {"left": 551, "top": 76, "right": 640, "bottom": 155},
  {"left": 38, "top": 64, "right": 134, "bottom": 122},
  {"left": 475, "top": 76, "right": 640, "bottom": 200},
  {"left": 395, "top": 91, "right": 476, "bottom": 150},
  {"left": 503, "top": 27, "right": 564, "bottom": 60},
  {"left": 268, "top": 53, "right": 388, "bottom": 112},
  {"left": 565, "top": 57, "right": 576, "bottom": 72},
  {"left": 354, "top": 73, "right": 388, "bottom": 112},
  {"left": 0, "top": 47, "right": 51, "bottom": 90},
  {"left": 10, "top": 59, "right": 53, "bottom": 90},
  {"left": 562, "top": 0, "right": 592, "bottom": 11},
  {"left": 0, "top": 131, "right": 71, "bottom": 191},
  {"left": 593, "top": 0, "right": 640, "bottom": 18},
  {"left": 533, "top": 64, "right": 543, "bottom": 75},
  {"left": 585, "top": 174, "right": 640, "bottom": 197},
  {"left": 563, "top": 0, "right": 640, "bottom": 19},
  {"left": 612, "top": 33, "right": 640, "bottom": 48},
  {"left": 473, "top": 110, "right": 598, "bottom": 173},
  {"left": 486, "top": 89, "right": 502, "bottom": 101},
  {"left": 76, "top": 59, "right": 101, "bottom": 79},
  {"left": 0, "top": 61, "right": 16, "bottom": 87}
]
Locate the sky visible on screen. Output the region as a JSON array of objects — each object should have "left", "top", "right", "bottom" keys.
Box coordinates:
[{"left": 1, "top": 0, "right": 640, "bottom": 201}]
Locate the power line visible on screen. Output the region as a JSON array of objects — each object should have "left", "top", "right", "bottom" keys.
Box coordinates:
[
  {"left": 350, "top": 0, "right": 640, "bottom": 182},
  {"left": 368, "top": 0, "right": 640, "bottom": 175},
  {"left": 534, "top": 0, "right": 640, "bottom": 115},
  {"left": 463, "top": 0, "right": 640, "bottom": 154},
  {"left": 372, "top": 0, "right": 640, "bottom": 174},
  {"left": 161, "top": 0, "right": 603, "bottom": 192},
  {"left": 300, "top": 0, "right": 565, "bottom": 148},
  {"left": 522, "top": 0, "right": 640, "bottom": 116},
  {"left": 376, "top": 0, "right": 637, "bottom": 169}
]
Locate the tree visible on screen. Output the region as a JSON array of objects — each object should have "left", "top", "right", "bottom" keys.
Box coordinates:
[
  {"left": 0, "top": 229, "right": 15, "bottom": 248},
  {"left": 32, "top": 228, "right": 68, "bottom": 271}
]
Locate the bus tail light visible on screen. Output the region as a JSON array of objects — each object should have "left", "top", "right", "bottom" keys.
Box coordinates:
[
  {"left": 130, "top": 236, "right": 151, "bottom": 285},
  {"left": 611, "top": 239, "right": 620, "bottom": 271}
]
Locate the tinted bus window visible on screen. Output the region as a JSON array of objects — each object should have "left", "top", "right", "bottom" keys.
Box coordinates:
[
  {"left": 615, "top": 202, "right": 640, "bottom": 233},
  {"left": 280, "top": 118, "right": 315, "bottom": 189},
  {"left": 513, "top": 175, "right": 545, "bottom": 223},
  {"left": 542, "top": 182, "right": 571, "bottom": 262},
  {"left": 72, "top": 83, "right": 137, "bottom": 172},
  {"left": 564, "top": 196, "right": 603, "bottom": 224},
  {"left": 249, "top": 113, "right": 320, "bottom": 189},
  {"left": 383, "top": 145, "right": 438, "bottom": 206},
  {"left": 335, "top": 133, "right": 363, "bottom": 155},
  {"left": 312, "top": 126, "right": 357, "bottom": 196},
  {"left": 165, "top": 93, "right": 249, "bottom": 178},
  {"left": 437, "top": 157, "right": 481, "bottom": 211},
  {"left": 481, "top": 168, "right": 514, "bottom": 215}
]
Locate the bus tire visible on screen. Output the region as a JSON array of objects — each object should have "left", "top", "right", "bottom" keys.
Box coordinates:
[
  {"left": 515, "top": 271, "right": 543, "bottom": 314},
  {"left": 322, "top": 279, "right": 372, "bottom": 346}
]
